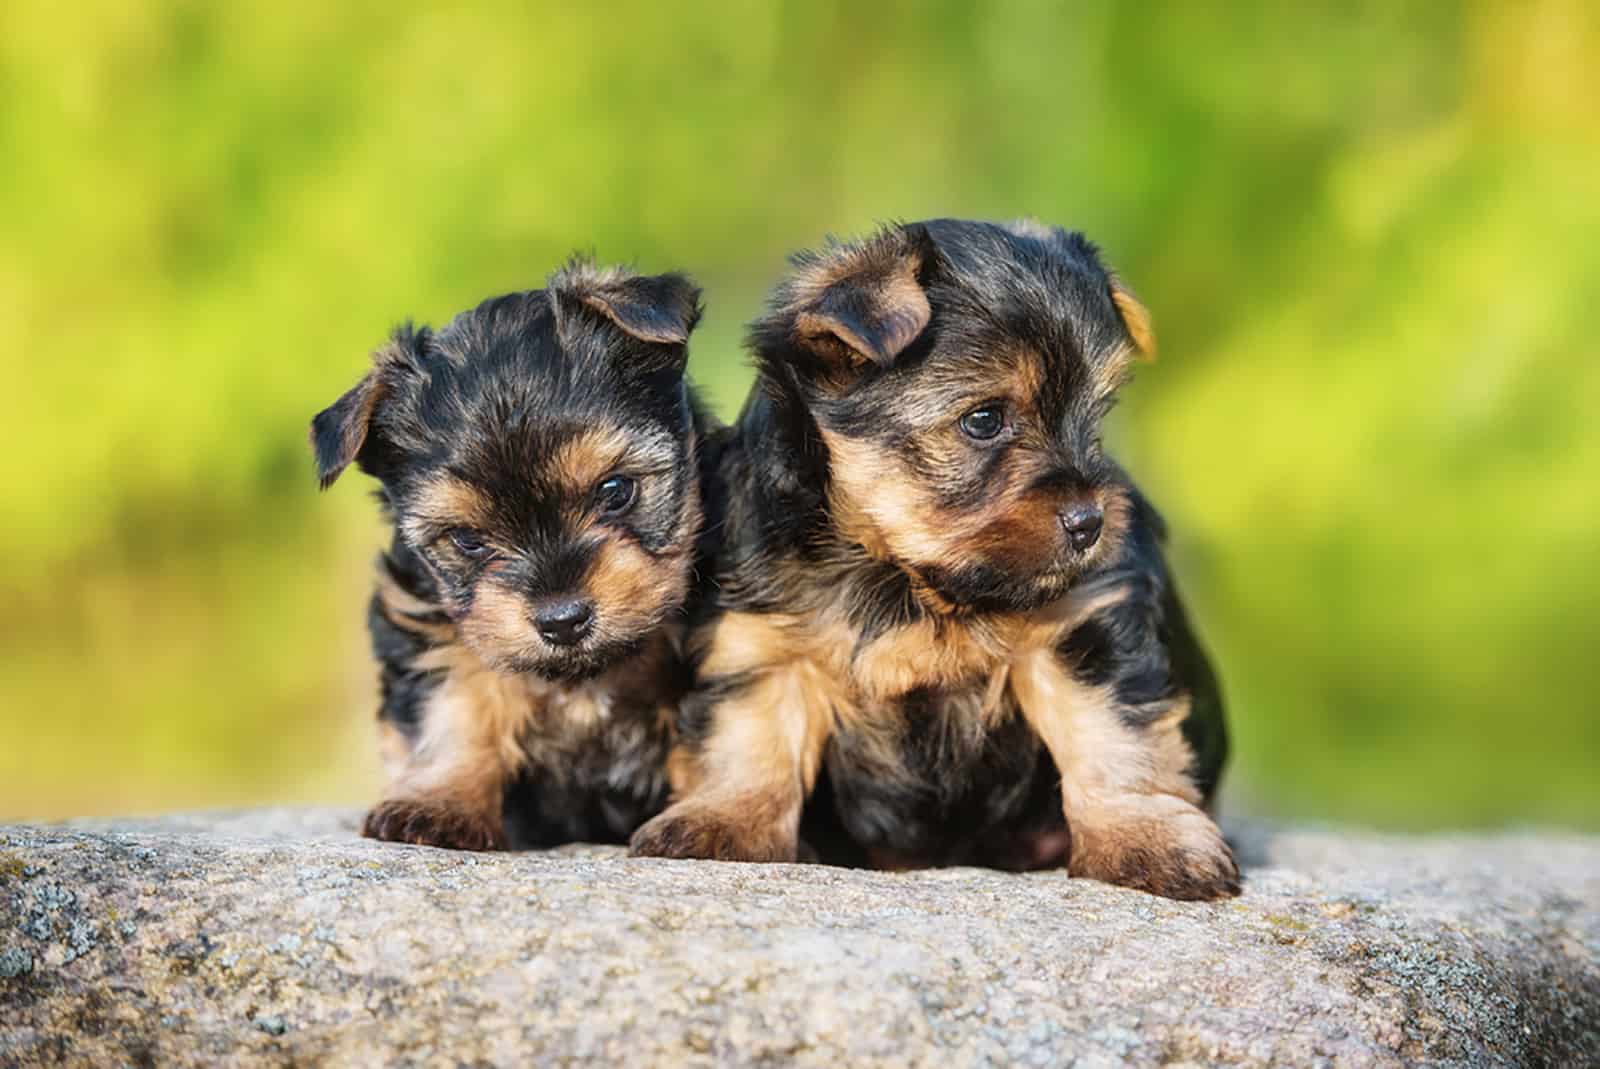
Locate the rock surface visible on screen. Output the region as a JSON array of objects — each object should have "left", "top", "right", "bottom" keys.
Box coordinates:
[{"left": 1, "top": 809, "right": 1596, "bottom": 1068}]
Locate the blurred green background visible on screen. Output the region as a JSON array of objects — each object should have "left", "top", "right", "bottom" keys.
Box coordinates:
[{"left": 3, "top": 2, "right": 1596, "bottom": 827}]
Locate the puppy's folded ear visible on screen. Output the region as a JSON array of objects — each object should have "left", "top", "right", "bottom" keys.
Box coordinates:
[
  {"left": 309, "top": 326, "right": 425, "bottom": 489},
  {"left": 579, "top": 272, "right": 702, "bottom": 346},
  {"left": 550, "top": 261, "right": 703, "bottom": 375},
  {"left": 310, "top": 375, "right": 380, "bottom": 490},
  {"left": 777, "top": 224, "right": 935, "bottom": 374}
]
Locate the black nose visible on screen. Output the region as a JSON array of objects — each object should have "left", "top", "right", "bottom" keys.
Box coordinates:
[
  {"left": 1060, "top": 505, "right": 1104, "bottom": 552},
  {"left": 534, "top": 599, "right": 594, "bottom": 647}
]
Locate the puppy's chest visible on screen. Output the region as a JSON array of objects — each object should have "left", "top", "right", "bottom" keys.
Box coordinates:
[
  {"left": 819, "top": 619, "right": 1066, "bottom": 860},
  {"left": 823, "top": 666, "right": 1054, "bottom": 861},
  {"left": 829, "top": 616, "right": 1045, "bottom": 772},
  {"left": 517, "top": 680, "right": 673, "bottom": 784},
  {"left": 833, "top": 680, "right": 1025, "bottom": 771},
  {"left": 840, "top": 611, "right": 1051, "bottom": 717}
]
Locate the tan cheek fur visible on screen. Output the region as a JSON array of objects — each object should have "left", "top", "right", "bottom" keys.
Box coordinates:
[
  {"left": 585, "top": 431, "right": 701, "bottom": 642},
  {"left": 457, "top": 577, "right": 538, "bottom": 658},
  {"left": 820, "top": 429, "right": 985, "bottom": 567},
  {"left": 821, "top": 421, "right": 1130, "bottom": 584},
  {"left": 584, "top": 531, "right": 691, "bottom": 641}
]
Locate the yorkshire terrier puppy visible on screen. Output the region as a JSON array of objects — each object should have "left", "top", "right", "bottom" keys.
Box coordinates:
[
  {"left": 630, "top": 220, "right": 1236, "bottom": 899},
  {"left": 311, "top": 261, "right": 711, "bottom": 850}
]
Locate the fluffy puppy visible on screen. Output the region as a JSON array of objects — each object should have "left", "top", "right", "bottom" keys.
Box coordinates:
[
  {"left": 631, "top": 220, "right": 1236, "bottom": 899},
  {"left": 311, "top": 261, "right": 711, "bottom": 850}
]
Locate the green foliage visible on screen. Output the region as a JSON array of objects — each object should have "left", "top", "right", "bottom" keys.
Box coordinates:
[{"left": 3, "top": 1, "right": 1596, "bottom": 824}]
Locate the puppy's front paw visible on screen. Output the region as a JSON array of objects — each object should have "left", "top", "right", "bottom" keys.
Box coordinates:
[
  {"left": 1068, "top": 795, "right": 1239, "bottom": 901},
  {"left": 629, "top": 799, "right": 797, "bottom": 862},
  {"left": 362, "top": 797, "right": 507, "bottom": 852}
]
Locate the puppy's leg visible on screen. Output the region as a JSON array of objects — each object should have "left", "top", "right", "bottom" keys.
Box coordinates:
[
  {"left": 363, "top": 660, "right": 530, "bottom": 851},
  {"left": 1011, "top": 649, "right": 1239, "bottom": 900},
  {"left": 631, "top": 619, "right": 837, "bottom": 862}
]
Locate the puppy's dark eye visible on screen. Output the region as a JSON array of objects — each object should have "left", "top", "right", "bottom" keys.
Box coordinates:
[
  {"left": 595, "top": 475, "right": 637, "bottom": 516},
  {"left": 448, "top": 528, "right": 496, "bottom": 561},
  {"left": 959, "top": 405, "right": 1006, "bottom": 441}
]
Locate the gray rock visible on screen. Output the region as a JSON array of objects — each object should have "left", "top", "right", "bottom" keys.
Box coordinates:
[{"left": 0, "top": 808, "right": 1596, "bottom": 1067}]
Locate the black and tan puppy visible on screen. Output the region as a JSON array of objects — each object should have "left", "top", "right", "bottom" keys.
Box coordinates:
[
  {"left": 311, "top": 260, "right": 711, "bottom": 851},
  {"left": 630, "top": 220, "right": 1237, "bottom": 899}
]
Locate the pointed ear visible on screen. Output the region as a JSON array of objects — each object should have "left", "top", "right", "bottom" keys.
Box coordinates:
[
  {"left": 1109, "top": 276, "right": 1156, "bottom": 359},
  {"left": 784, "top": 225, "right": 934, "bottom": 371},
  {"left": 308, "top": 326, "right": 424, "bottom": 489},
  {"left": 550, "top": 262, "right": 702, "bottom": 374}
]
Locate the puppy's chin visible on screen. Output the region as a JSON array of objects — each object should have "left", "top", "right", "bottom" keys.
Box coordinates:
[
  {"left": 475, "top": 635, "right": 647, "bottom": 684},
  {"left": 916, "top": 559, "right": 1084, "bottom": 615}
]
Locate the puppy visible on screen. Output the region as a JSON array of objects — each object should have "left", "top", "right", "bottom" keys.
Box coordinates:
[
  {"left": 311, "top": 260, "right": 711, "bottom": 850},
  {"left": 630, "top": 220, "right": 1237, "bottom": 899}
]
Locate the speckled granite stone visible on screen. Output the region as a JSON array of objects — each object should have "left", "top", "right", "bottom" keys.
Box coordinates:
[{"left": 1, "top": 809, "right": 1596, "bottom": 1067}]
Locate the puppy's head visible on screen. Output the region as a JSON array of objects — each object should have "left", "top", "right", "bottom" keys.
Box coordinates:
[
  {"left": 752, "top": 219, "right": 1154, "bottom": 613},
  {"left": 311, "top": 261, "right": 704, "bottom": 680}
]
